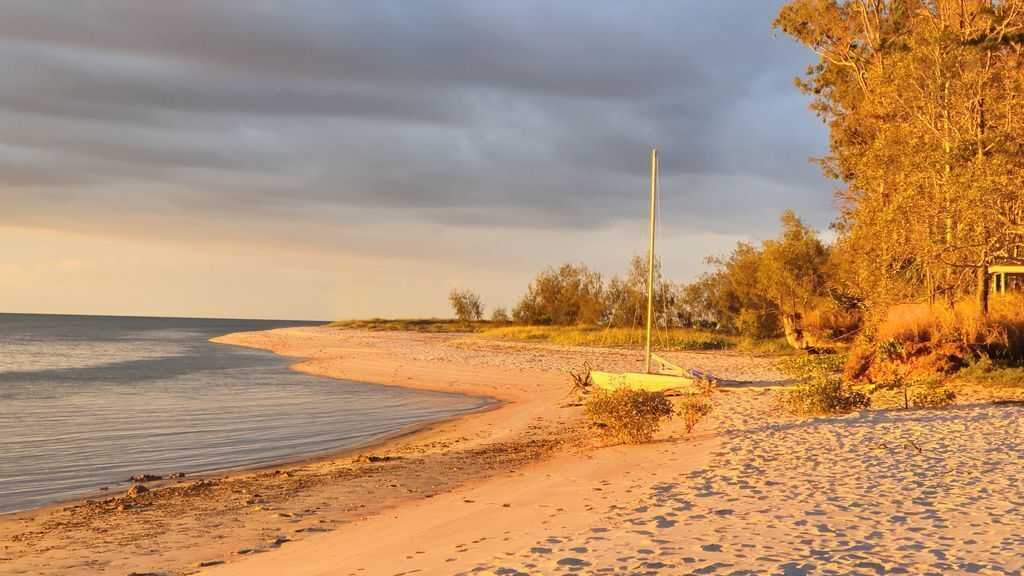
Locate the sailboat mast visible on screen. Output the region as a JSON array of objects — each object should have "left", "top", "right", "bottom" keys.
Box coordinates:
[{"left": 645, "top": 149, "right": 658, "bottom": 374}]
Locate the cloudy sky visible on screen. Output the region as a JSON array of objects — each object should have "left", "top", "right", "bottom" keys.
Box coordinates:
[{"left": 0, "top": 1, "right": 830, "bottom": 320}]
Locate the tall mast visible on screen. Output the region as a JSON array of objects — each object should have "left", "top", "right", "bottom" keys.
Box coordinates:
[{"left": 645, "top": 149, "right": 658, "bottom": 374}]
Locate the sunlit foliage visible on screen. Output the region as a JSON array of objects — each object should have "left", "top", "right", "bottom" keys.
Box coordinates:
[{"left": 775, "top": 0, "right": 1024, "bottom": 312}]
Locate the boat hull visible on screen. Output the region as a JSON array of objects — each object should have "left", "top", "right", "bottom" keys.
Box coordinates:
[{"left": 590, "top": 371, "right": 697, "bottom": 393}]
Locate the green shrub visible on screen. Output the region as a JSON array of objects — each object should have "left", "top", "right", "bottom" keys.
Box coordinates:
[
  {"left": 584, "top": 388, "right": 675, "bottom": 444},
  {"left": 866, "top": 374, "right": 957, "bottom": 410},
  {"left": 871, "top": 339, "right": 913, "bottom": 408},
  {"left": 958, "top": 357, "right": 1024, "bottom": 387},
  {"left": 779, "top": 353, "right": 848, "bottom": 377},
  {"left": 909, "top": 375, "right": 954, "bottom": 405},
  {"left": 910, "top": 383, "right": 957, "bottom": 408},
  {"left": 677, "top": 395, "right": 714, "bottom": 433},
  {"left": 781, "top": 376, "right": 871, "bottom": 416}
]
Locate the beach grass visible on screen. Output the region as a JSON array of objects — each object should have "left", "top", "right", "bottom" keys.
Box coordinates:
[
  {"left": 328, "top": 318, "right": 496, "bottom": 333},
  {"left": 331, "top": 319, "right": 794, "bottom": 354},
  {"left": 473, "top": 325, "right": 737, "bottom": 351}
]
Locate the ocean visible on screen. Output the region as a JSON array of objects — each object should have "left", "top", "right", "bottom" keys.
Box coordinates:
[{"left": 0, "top": 314, "right": 492, "bottom": 514}]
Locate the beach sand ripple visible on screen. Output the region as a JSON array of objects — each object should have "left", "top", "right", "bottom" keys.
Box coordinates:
[{"left": 464, "top": 392, "right": 1024, "bottom": 575}]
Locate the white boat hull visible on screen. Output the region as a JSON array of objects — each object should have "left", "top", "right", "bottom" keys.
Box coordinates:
[{"left": 590, "top": 371, "right": 697, "bottom": 393}]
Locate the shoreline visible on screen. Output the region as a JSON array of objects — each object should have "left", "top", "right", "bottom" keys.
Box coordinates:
[
  {"left": 1, "top": 326, "right": 595, "bottom": 575},
  {"left": 0, "top": 396, "right": 503, "bottom": 519},
  {"left": 15, "top": 326, "right": 1015, "bottom": 574},
  {"left": 0, "top": 330, "right": 502, "bottom": 519}
]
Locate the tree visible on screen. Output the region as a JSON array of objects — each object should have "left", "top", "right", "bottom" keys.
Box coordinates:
[
  {"left": 678, "top": 211, "right": 841, "bottom": 346},
  {"left": 703, "top": 242, "right": 779, "bottom": 338},
  {"left": 758, "top": 210, "right": 831, "bottom": 348},
  {"left": 775, "top": 0, "right": 1024, "bottom": 315},
  {"left": 674, "top": 274, "right": 720, "bottom": 329},
  {"left": 512, "top": 263, "right": 605, "bottom": 325},
  {"left": 449, "top": 288, "right": 484, "bottom": 322},
  {"left": 604, "top": 254, "right": 677, "bottom": 329},
  {"left": 490, "top": 306, "right": 511, "bottom": 323}
]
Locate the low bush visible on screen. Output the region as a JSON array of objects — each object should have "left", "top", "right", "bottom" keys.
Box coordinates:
[
  {"left": 584, "top": 388, "right": 675, "bottom": 444},
  {"left": 957, "top": 357, "right": 1024, "bottom": 387},
  {"left": 677, "top": 395, "right": 714, "bottom": 433},
  {"left": 781, "top": 376, "right": 871, "bottom": 416},
  {"left": 779, "top": 353, "right": 848, "bottom": 377},
  {"left": 909, "top": 383, "right": 957, "bottom": 408}
]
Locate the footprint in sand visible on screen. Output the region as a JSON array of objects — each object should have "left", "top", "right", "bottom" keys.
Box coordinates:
[{"left": 701, "top": 543, "right": 723, "bottom": 552}]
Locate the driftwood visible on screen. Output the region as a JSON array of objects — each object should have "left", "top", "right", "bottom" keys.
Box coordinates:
[{"left": 567, "top": 362, "right": 593, "bottom": 398}]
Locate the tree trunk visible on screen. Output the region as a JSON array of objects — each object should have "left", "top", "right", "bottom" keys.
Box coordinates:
[
  {"left": 782, "top": 313, "right": 818, "bottom": 353},
  {"left": 976, "top": 264, "right": 990, "bottom": 316}
]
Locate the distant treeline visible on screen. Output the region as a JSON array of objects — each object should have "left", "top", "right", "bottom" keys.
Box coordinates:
[{"left": 452, "top": 210, "right": 845, "bottom": 349}]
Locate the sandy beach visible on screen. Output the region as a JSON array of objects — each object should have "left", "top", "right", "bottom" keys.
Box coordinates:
[{"left": 3, "top": 326, "right": 1022, "bottom": 576}]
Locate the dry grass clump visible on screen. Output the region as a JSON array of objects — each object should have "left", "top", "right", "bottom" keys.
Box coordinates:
[
  {"left": 989, "top": 294, "right": 1024, "bottom": 354},
  {"left": 781, "top": 376, "right": 871, "bottom": 416},
  {"left": 845, "top": 295, "right": 1024, "bottom": 383},
  {"left": 677, "top": 395, "right": 714, "bottom": 433},
  {"left": 875, "top": 295, "right": 1024, "bottom": 353},
  {"left": 800, "top": 306, "right": 863, "bottom": 343},
  {"left": 584, "top": 388, "right": 675, "bottom": 444},
  {"left": 875, "top": 303, "right": 939, "bottom": 343}
]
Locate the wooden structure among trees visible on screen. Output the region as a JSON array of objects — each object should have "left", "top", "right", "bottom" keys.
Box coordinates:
[
  {"left": 991, "top": 232, "right": 1023, "bottom": 295},
  {"left": 990, "top": 264, "right": 1023, "bottom": 295}
]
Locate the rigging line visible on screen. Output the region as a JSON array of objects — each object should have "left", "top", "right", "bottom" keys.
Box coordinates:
[
  {"left": 631, "top": 156, "right": 655, "bottom": 352},
  {"left": 601, "top": 171, "right": 649, "bottom": 351},
  {"left": 652, "top": 155, "right": 661, "bottom": 349},
  {"left": 655, "top": 153, "right": 670, "bottom": 349}
]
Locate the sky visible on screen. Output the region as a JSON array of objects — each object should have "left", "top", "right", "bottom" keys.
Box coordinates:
[{"left": 0, "top": 1, "right": 831, "bottom": 321}]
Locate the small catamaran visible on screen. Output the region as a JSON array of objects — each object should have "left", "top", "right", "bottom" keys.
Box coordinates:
[{"left": 590, "top": 149, "right": 708, "bottom": 393}]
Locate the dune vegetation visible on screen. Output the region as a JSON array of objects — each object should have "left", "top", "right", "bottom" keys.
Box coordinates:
[
  {"left": 328, "top": 318, "right": 493, "bottom": 333},
  {"left": 471, "top": 325, "right": 730, "bottom": 351}
]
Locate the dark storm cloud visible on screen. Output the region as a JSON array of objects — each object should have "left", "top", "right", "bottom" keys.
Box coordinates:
[{"left": 0, "top": 1, "right": 830, "bottom": 235}]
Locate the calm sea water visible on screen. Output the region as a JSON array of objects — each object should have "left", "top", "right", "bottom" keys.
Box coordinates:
[{"left": 0, "top": 314, "right": 492, "bottom": 514}]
